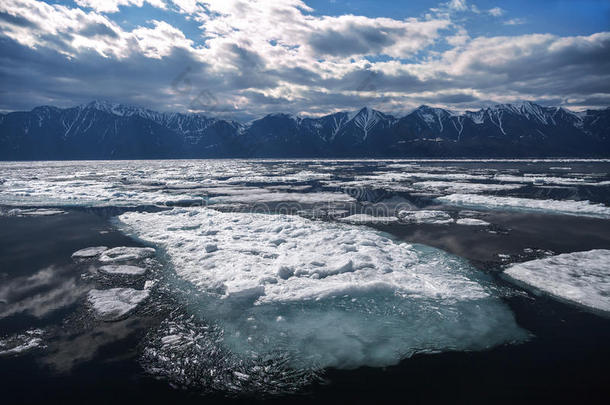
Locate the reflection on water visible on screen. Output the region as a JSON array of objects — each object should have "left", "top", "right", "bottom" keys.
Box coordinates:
[{"left": 0, "top": 265, "right": 90, "bottom": 319}]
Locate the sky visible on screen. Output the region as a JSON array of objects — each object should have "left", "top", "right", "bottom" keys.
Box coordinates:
[{"left": 0, "top": 0, "right": 609, "bottom": 121}]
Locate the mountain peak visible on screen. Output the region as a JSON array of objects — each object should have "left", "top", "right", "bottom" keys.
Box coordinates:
[
  {"left": 82, "top": 100, "right": 118, "bottom": 110},
  {"left": 347, "top": 106, "right": 376, "bottom": 121},
  {"left": 2, "top": 101, "right": 609, "bottom": 159}
]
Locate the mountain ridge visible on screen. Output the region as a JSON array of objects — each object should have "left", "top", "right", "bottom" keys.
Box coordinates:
[{"left": 1, "top": 101, "right": 609, "bottom": 159}]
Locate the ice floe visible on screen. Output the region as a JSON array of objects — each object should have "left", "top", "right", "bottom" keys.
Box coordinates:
[
  {"left": 438, "top": 194, "right": 610, "bottom": 218},
  {"left": 0, "top": 329, "right": 44, "bottom": 357},
  {"left": 209, "top": 191, "right": 354, "bottom": 205},
  {"left": 1, "top": 160, "right": 607, "bottom": 210},
  {"left": 72, "top": 246, "right": 108, "bottom": 259},
  {"left": 4, "top": 208, "right": 66, "bottom": 217},
  {"left": 504, "top": 250, "right": 610, "bottom": 314},
  {"left": 338, "top": 214, "right": 399, "bottom": 224},
  {"left": 493, "top": 174, "right": 609, "bottom": 187},
  {"left": 412, "top": 181, "right": 522, "bottom": 194},
  {"left": 398, "top": 210, "right": 454, "bottom": 224},
  {"left": 119, "top": 208, "right": 485, "bottom": 304},
  {"left": 456, "top": 218, "right": 491, "bottom": 226},
  {"left": 87, "top": 288, "right": 150, "bottom": 321},
  {"left": 98, "top": 265, "right": 147, "bottom": 276},
  {"left": 356, "top": 171, "right": 491, "bottom": 182},
  {"left": 98, "top": 247, "right": 156, "bottom": 263},
  {"left": 118, "top": 208, "right": 525, "bottom": 370}
]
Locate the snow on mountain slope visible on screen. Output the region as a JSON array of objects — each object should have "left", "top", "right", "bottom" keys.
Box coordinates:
[
  {"left": 1, "top": 101, "right": 608, "bottom": 159},
  {"left": 350, "top": 107, "right": 383, "bottom": 140}
]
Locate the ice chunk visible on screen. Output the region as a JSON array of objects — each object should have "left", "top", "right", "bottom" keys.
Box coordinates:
[
  {"left": 398, "top": 210, "right": 454, "bottom": 225},
  {"left": 456, "top": 218, "right": 490, "bottom": 226},
  {"left": 118, "top": 208, "right": 485, "bottom": 303},
  {"left": 412, "top": 181, "right": 522, "bottom": 194},
  {"left": 0, "top": 329, "right": 44, "bottom": 357},
  {"left": 504, "top": 250, "right": 610, "bottom": 314},
  {"left": 5, "top": 208, "right": 66, "bottom": 217},
  {"left": 98, "top": 265, "right": 147, "bottom": 276},
  {"left": 438, "top": 194, "right": 610, "bottom": 218},
  {"left": 72, "top": 246, "right": 108, "bottom": 259},
  {"left": 98, "top": 247, "right": 156, "bottom": 263},
  {"left": 338, "top": 214, "right": 399, "bottom": 224},
  {"left": 493, "top": 174, "right": 608, "bottom": 186},
  {"left": 209, "top": 191, "right": 354, "bottom": 205},
  {"left": 204, "top": 244, "right": 218, "bottom": 253},
  {"left": 87, "top": 288, "right": 150, "bottom": 321},
  {"left": 118, "top": 208, "right": 526, "bottom": 371}
]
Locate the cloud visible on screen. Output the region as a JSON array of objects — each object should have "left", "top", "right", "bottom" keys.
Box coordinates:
[
  {"left": 0, "top": 0, "right": 191, "bottom": 58},
  {"left": 307, "top": 17, "right": 450, "bottom": 58},
  {"left": 446, "top": 0, "right": 468, "bottom": 12},
  {"left": 488, "top": 7, "right": 504, "bottom": 17},
  {"left": 504, "top": 18, "right": 526, "bottom": 26},
  {"left": 75, "top": 0, "right": 167, "bottom": 14},
  {"left": 0, "top": 0, "right": 608, "bottom": 118}
]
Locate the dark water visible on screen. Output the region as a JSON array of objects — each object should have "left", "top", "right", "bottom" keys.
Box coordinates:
[
  {"left": 1, "top": 210, "right": 609, "bottom": 404},
  {"left": 0, "top": 160, "right": 609, "bottom": 404}
]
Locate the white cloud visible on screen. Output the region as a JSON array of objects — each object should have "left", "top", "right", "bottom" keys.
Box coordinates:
[
  {"left": 170, "top": 0, "right": 201, "bottom": 14},
  {"left": 75, "top": 0, "right": 166, "bottom": 13},
  {"left": 488, "top": 7, "right": 505, "bottom": 17},
  {"left": 132, "top": 20, "right": 194, "bottom": 58},
  {"left": 0, "top": 0, "right": 190, "bottom": 58},
  {"left": 504, "top": 18, "right": 526, "bottom": 25},
  {"left": 0, "top": 0, "right": 608, "bottom": 116},
  {"left": 446, "top": 0, "right": 468, "bottom": 11}
]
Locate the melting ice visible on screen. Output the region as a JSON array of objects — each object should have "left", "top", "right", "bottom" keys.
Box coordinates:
[
  {"left": 438, "top": 194, "right": 610, "bottom": 218},
  {"left": 118, "top": 208, "right": 526, "bottom": 372},
  {"left": 504, "top": 250, "right": 610, "bottom": 314}
]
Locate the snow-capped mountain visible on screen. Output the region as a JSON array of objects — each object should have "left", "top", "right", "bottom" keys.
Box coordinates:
[{"left": 0, "top": 101, "right": 608, "bottom": 159}]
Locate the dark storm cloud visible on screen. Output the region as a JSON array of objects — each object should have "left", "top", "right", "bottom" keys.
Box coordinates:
[
  {"left": 79, "top": 21, "right": 120, "bottom": 38},
  {"left": 0, "top": 11, "right": 38, "bottom": 28},
  {"left": 0, "top": 37, "right": 212, "bottom": 112},
  {"left": 309, "top": 24, "right": 398, "bottom": 57},
  {"left": 420, "top": 93, "right": 479, "bottom": 104}
]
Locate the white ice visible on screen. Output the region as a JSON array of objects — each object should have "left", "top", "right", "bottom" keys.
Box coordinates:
[
  {"left": 338, "top": 214, "right": 399, "bottom": 224},
  {"left": 504, "top": 250, "right": 610, "bottom": 314},
  {"left": 119, "top": 208, "right": 485, "bottom": 303},
  {"left": 72, "top": 246, "right": 108, "bottom": 259},
  {"left": 98, "top": 247, "right": 156, "bottom": 263},
  {"left": 398, "top": 210, "right": 454, "bottom": 224},
  {"left": 412, "top": 181, "right": 522, "bottom": 194},
  {"left": 456, "top": 218, "right": 491, "bottom": 226},
  {"left": 87, "top": 288, "right": 150, "bottom": 321},
  {"left": 438, "top": 194, "right": 610, "bottom": 218},
  {"left": 493, "top": 174, "right": 609, "bottom": 187},
  {"left": 118, "top": 208, "right": 525, "bottom": 369},
  {"left": 0, "top": 329, "right": 44, "bottom": 357},
  {"left": 5, "top": 208, "right": 66, "bottom": 216},
  {"left": 98, "top": 265, "right": 147, "bottom": 276},
  {"left": 209, "top": 191, "right": 354, "bottom": 205},
  {"left": 1, "top": 160, "right": 606, "bottom": 209}
]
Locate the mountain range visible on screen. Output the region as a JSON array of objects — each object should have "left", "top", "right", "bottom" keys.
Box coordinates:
[{"left": 1, "top": 101, "right": 609, "bottom": 159}]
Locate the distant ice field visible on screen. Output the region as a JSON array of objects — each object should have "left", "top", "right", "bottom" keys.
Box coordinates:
[{"left": 0, "top": 160, "right": 608, "bottom": 221}]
